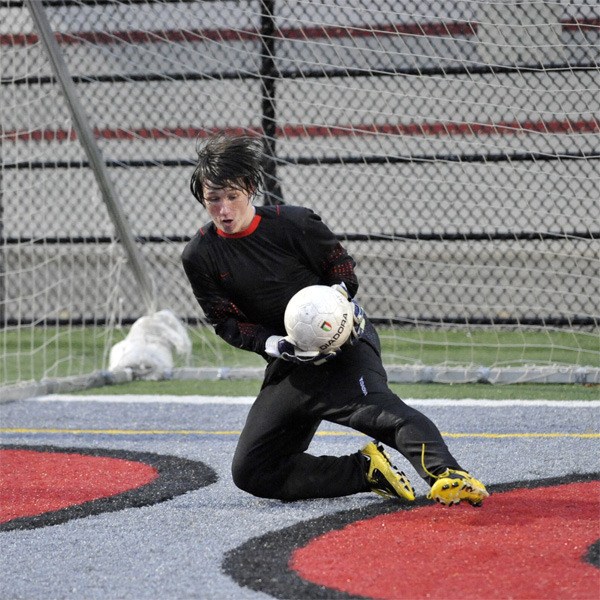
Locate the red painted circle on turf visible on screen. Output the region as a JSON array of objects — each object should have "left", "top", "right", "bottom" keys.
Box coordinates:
[
  {"left": 0, "top": 449, "right": 158, "bottom": 523},
  {"left": 291, "top": 481, "right": 600, "bottom": 599}
]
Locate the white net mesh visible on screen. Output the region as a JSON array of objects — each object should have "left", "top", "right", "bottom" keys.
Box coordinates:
[{"left": 1, "top": 1, "right": 598, "bottom": 392}]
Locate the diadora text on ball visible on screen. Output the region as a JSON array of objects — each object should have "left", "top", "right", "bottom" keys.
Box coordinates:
[{"left": 318, "top": 313, "right": 348, "bottom": 351}]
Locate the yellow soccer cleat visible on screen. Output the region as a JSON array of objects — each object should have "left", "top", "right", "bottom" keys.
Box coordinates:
[
  {"left": 427, "top": 470, "right": 489, "bottom": 507},
  {"left": 361, "top": 440, "right": 415, "bottom": 501}
]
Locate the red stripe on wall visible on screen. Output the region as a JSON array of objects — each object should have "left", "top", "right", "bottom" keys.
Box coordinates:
[
  {"left": 2, "top": 19, "right": 597, "bottom": 46},
  {"left": 3, "top": 118, "right": 598, "bottom": 144}
]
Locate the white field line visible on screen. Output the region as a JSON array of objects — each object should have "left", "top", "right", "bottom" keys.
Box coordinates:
[{"left": 29, "top": 395, "right": 600, "bottom": 407}]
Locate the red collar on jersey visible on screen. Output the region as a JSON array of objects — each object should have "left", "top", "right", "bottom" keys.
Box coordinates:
[{"left": 216, "top": 214, "right": 262, "bottom": 238}]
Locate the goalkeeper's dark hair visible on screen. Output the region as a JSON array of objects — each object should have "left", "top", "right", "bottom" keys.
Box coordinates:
[{"left": 190, "top": 133, "right": 264, "bottom": 205}]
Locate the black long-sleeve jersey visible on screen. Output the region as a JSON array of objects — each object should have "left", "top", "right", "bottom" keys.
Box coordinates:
[{"left": 181, "top": 205, "right": 358, "bottom": 358}]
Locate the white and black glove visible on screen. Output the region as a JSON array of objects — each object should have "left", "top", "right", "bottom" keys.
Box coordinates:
[
  {"left": 330, "top": 282, "right": 366, "bottom": 345},
  {"left": 265, "top": 335, "right": 340, "bottom": 366}
]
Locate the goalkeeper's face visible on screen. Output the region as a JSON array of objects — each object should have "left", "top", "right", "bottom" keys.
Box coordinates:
[{"left": 203, "top": 181, "right": 256, "bottom": 235}]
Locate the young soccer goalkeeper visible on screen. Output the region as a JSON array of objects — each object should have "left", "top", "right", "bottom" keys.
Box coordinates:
[{"left": 181, "top": 133, "right": 488, "bottom": 506}]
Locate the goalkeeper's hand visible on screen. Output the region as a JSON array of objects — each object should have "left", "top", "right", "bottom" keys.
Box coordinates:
[
  {"left": 330, "top": 282, "right": 366, "bottom": 344},
  {"left": 265, "top": 335, "right": 340, "bottom": 365}
]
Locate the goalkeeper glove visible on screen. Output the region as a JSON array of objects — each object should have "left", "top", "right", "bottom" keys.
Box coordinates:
[
  {"left": 330, "top": 282, "right": 366, "bottom": 344},
  {"left": 265, "top": 335, "right": 340, "bottom": 365}
]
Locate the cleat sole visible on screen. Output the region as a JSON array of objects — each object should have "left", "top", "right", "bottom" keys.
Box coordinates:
[{"left": 361, "top": 441, "right": 415, "bottom": 502}]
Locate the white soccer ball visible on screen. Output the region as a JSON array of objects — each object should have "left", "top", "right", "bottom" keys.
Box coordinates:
[{"left": 284, "top": 285, "right": 352, "bottom": 353}]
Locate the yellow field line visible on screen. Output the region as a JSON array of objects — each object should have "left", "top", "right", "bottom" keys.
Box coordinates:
[{"left": 0, "top": 428, "right": 598, "bottom": 439}]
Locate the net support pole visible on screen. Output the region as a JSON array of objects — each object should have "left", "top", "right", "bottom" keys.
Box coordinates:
[
  {"left": 259, "top": 0, "right": 284, "bottom": 205},
  {"left": 26, "top": 0, "right": 156, "bottom": 314}
]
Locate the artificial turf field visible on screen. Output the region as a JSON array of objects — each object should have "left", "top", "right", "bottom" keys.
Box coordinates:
[{"left": 1, "top": 386, "right": 598, "bottom": 599}]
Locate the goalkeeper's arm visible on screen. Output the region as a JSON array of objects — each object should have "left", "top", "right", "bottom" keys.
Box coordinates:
[
  {"left": 330, "top": 282, "right": 366, "bottom": 344},
  {"left": 182, "top": 258, "right": 276, "bottom": 357}
]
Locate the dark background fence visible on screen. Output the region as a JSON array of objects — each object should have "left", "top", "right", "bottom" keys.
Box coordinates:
[{"left": 2, "top": 0, "right": 599, "bottom": 331}]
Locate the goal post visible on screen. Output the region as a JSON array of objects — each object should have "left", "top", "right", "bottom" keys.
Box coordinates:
[
  {"left": 1, "top": 0, "right": 598, "bottom": 397},
  {"left": 25, "top": 0, "right": 156, "bottom": 315}
]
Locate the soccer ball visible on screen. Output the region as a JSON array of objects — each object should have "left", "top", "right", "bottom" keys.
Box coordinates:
[{"left": 284, "top": 285, "right": 352, "bottom": 353}]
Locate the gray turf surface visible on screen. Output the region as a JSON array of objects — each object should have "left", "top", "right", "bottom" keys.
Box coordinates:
[{"left": 1, "top": 397, "right": 599, "bottom": 599}]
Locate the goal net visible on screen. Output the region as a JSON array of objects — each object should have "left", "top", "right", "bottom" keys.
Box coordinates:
[{"left": 1, "top": 0, "right": 598, "bottom": 396}]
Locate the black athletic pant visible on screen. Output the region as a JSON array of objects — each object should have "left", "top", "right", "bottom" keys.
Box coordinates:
[{"left": 231, "top": 330, "right": 462, "bottom": 500}]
